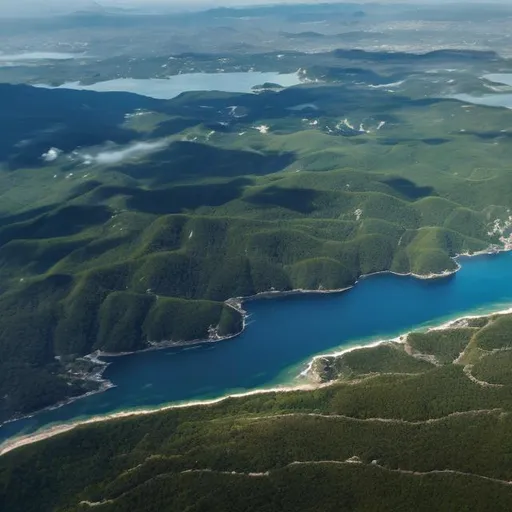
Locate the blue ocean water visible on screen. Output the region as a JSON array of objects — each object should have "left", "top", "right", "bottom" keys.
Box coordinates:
[{"left": 2, "top": 251, "right": 512, "bottom": 443}]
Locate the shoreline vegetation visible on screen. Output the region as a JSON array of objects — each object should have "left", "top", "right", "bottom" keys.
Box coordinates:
[
  {"left": 1, "top": 246, "right": 511, "bottom": 457},
  {"left": 0, "top": 383, "right": 326, "bottom": 458},
  {"left": 0, "top": 246, "right": 473, "bottom": 430},
  {"left": 0, "top": 245, "right": 507, "bottom": 445},
  {"left": 91, "top": 243, "right": 505, "bottom": 361},
  {"left": 4, "top": 54, "right": 512, "bottom": 450},
  {"left": 304, "top": 306, "right": 512, "bottom": 381}
]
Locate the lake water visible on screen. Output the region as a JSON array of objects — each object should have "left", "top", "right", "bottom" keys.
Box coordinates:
[
  {"left": 452, "top": 92, "right": 512, "bottom": 109},
  {"left": 451, "top": 73, "right": 512, "bottom": 109},
  {"left": 484, "top": 74, "right": 512, "bottom": 87},
  {"left": 35, "top": 72, "right": 303, "bottom": 99},
  {"left": 2, "top": 251, "right": 512, "bottom": 444}
]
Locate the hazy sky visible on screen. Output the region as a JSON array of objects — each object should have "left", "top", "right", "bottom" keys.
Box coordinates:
[{"left": 0, "top": 0, "right": 509, "bottom": 17}]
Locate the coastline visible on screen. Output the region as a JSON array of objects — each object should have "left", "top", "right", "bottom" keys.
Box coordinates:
[
  {"left": 0, "top": 383, "right": 327, "bottom": 457},
  {"left": 43, "top": 246, "right": 503, "bottom": 362},
  {"left": 303, "top": 306, "right": 512, "bottom": 380},
  {"left": 0, "top": 245, "right": 508, "bottom": 455},
  {"left": 3, "top": 305, "right": 512, "bottom": 457},
  {"left": 0, "top": 369, "right": 115, "bottom": 429}
]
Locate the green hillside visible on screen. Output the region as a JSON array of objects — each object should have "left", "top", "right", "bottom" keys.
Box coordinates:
[
  {"left": 1, "top": 48, "right": 512, "bottom": 420},
  {"left": 2, "top": 311, "right": 512, "bottom": 511}
]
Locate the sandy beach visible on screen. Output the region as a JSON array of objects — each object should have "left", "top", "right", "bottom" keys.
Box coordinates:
[
  {"left": 302, "top": 306, "right": 512, "bottom": 378},
  {"left": 1, "top": 247, "right": 510, "bottom": 458},
  {"left": 2, "top": 305, "right": 512, "bottom": 457},
  {"left": 0, "top": 383, "right": 325, "bottom": 457}
]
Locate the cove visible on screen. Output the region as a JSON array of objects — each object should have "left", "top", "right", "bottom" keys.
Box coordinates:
[
  {"left": 452, "top": 92, "right": 512, "bottom": 109},
  {"left": 451, "top": 74, "right": 512, "bottom": 109},
  {"left": 34, "top": 71, "right": 302, "bottom": 100},
  {"left": 2, "top": 251, "right": 512, "bottom": 444}
]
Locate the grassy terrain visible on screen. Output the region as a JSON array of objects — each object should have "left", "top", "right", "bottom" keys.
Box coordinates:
[
  {"left": 1, "top": 49, "right": 512, "bottom": 421},
  {"left": 1, "top": 312, "right": 512, "bottom": 511}
]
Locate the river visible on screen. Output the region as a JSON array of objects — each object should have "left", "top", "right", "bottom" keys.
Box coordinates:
[{"left": 2, "top": 251, "right": 512, "bottom": 444}]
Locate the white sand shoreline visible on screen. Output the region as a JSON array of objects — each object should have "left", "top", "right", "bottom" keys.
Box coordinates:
[
  {"left": 302, "top": 305, "right": 512, "bottom": 378},
  {"left": 0, "top": 247, "right": 509, "bottom": 457},
  {"left": 0, "top": 383, "right": 327, "bottom": 457},
  {"left": 2, "top": 305, "right": 512, "bottom": 458}
]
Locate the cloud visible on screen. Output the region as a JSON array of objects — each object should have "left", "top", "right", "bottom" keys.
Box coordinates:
[
  {"left": 76, "top": 140, "right": 167, "bottom": 166},
  {"left": 41, "top": 147, "right": 62, "bottom": 162}
]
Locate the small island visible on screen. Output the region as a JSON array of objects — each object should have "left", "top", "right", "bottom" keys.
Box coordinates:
[{"left": 252, "top": 82, "right": 285, "bottom": 91}]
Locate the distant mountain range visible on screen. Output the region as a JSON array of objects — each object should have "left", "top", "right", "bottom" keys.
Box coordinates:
[{"left": 0, "top": 0, "right": 105, "bottom": 18}]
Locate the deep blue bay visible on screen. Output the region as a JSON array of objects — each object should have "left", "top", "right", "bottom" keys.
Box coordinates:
[{"left": 2, "top": 251, "right": 512, "bottom": 444}]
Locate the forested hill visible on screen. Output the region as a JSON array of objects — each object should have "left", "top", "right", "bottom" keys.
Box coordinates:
[
  {"left": 2, "top": 47, "right": 512, "bottom": 421},
  {"left": 2, "top": 311, "right": 512, "bottom": 511}
]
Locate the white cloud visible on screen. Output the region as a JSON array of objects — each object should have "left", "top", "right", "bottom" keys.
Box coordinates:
[
  {"left": 77, "top": 140, "right": 167, "bottom": 166},
  {"left": 41, "top": 147, "right": 62, "bottom": 162}
]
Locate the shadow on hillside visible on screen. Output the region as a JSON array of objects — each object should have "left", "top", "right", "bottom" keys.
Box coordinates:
[
  {"left": 91, "top": 178, "right": 250, "bottom": 214},
  {"left": 378, "top": 136, "right": 451, "bottom": 147},
  {"left": 0, "top": 204, "right": 56, "bottom": 228},
  {"left": 151, "top": 82, "right": 441, "bottom": 138},
  {"left": 0, "top": 83, "right": 156, "bottom": 170},
  {"left": 152, "top": 117, "right": 203, "bottom": 137},
  {"left": 118, "top": 141, "right": 296, "bottom": 185},
  {"left": 65, "top": 180, "right": 104, "bottom": 201},
  {"left": 459, "top": 130, "right": 512, "bottom": 140},
  {"left": 381, "top": 177, "right": 435, "bottom": 200},
  {"left": 245, "top": 186, "right": 318, "bottom": 214},
  {"left": 0, "top": 205, "right": 112, "bottom": 244}
]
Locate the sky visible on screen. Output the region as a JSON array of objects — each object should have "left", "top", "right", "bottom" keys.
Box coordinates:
[{"left": 0, "top": 0, "right": 509, "bottom": 17}]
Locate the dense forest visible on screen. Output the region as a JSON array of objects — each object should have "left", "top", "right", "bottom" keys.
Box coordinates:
[
  {"left": 1, "top": 311, "right": 512, "bottom": 511},
  {"left": 2, "top": 3, "right": 512, "bottom": 509},
  {"left": 1, "top": 47, "right": 512, "bottom": 420}
]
